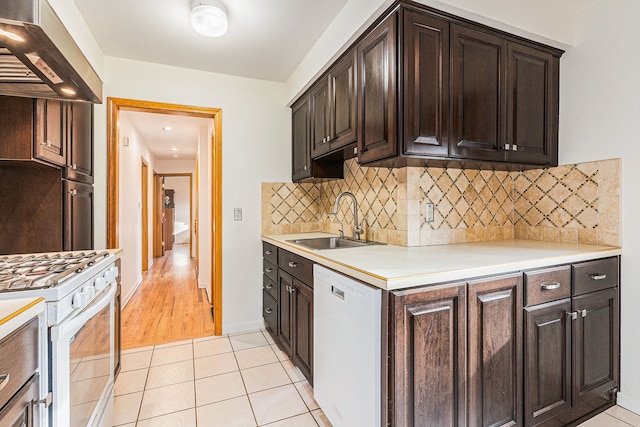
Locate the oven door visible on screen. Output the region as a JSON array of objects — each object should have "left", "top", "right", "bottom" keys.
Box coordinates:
[{"left": 50, "top": 284, "right": 116, "bottom": 427}]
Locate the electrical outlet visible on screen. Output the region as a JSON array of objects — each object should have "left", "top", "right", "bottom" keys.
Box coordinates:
[
  {"left": 425, "top": 202, "right": 434, "bottom": 222},
  {"left": 233, "top": 208, "right": 242, "bottom": 221}
]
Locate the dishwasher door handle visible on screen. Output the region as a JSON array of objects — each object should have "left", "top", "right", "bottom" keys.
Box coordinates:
[{"left": 331, "top": 286, "right": 345, "bottom": 300}]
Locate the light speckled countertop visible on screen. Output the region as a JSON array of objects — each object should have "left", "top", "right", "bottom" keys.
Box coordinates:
[{"left": 262, "top": 233, "right": 621, "bottom": 290}]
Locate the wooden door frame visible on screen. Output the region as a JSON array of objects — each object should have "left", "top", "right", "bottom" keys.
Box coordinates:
[
  {"left": 158, "top": 173, "right": 194, "bottom": 257},
  {"left": 141, "top": 159, "right": 149, "bottom": 271},
  {"left": 153, "top": 172, "right": 164, "bottom": 258},
  {"left": 107, "top": 97, "right": 223, "bottom": 335}
]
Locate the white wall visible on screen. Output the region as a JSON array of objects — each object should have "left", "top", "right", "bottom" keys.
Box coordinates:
[
  {"left": 117, "top": 114, "right": 157, "bottom": 304},
  {"left": 559, "top": 0, "right": 640, "bottom": 413},
  {"left": 94, "top": 57, "right": 291, "bottom": 333}
]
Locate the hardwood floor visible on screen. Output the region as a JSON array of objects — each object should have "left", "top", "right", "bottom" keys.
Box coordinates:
[{"left": 121, "top": 244, "right": 215, "bottom": 349}]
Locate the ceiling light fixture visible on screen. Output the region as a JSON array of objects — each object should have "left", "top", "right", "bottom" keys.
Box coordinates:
[
  {"left": 60, "top": 87, "right": 76, "bottom": 96},
  {"left": 163, "top": 126, "right": 173, "bottom": 131},
  {"left": 190, "top": 0, "right": 228, "bottom": 37},
  {"left": 170, "top": 147, "right": 178, "bottom": 152}
]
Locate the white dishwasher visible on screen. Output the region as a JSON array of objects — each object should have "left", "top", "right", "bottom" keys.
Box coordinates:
[{"left": 313, "top": 265, "right": 381, "bottom": 427}]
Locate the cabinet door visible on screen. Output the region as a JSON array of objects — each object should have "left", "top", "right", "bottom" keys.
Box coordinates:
[
  {"left": 573, "top": 288, "right": 619, "bottom": 405},
  {"left": 329, "top": 49, "right": 358, "bottom": 150},
  {"left": 277, "top": 271, "right": 294, "bottom": 355},
  {"left": 35, "top": 99, "right": 66, "bottom": 166},
  {"left": 450, "top": 24, "right": 506, "bottom": 162},
  {"left": 0, "top": 374, "right": 39, "bottom": 427},
  {"left": 357, "top": 13, "right": 398, "bottom": 164},
  {"left": 292, "top": 280, "right": 313, "bottom": 384},
  {"left": 63, "top": 180, "right": 94, "bottom": 251},
  {"left": 468, "top": 273, "right": 523, "bottom": 427},
  {"left": 403, "top": 9, "right": 449, "bottom": 157},
  {"left": 291, "top": 95, "right": 312, "bottom": 182},
  {"left": 65, "top": 101, "right": 94, "bottom": 183},
  {"left": 310, "top": 78, "right": 331, "bottom": 158},
  {"left": 391, "top": 283, "right": 466, "bottom": 427},
  {"left": 524, "top": 299, "right": 571, "bottom": 426},
  {"left": 263, "top": 289, "right": 278, "bottom": 338},
  {"left": 505, "top": 42, "right": 559, "bottom": 166}
]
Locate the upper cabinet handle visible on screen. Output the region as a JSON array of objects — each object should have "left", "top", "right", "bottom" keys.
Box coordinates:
[
  {"left": 591, "top": 274, "right": 607, "bottom": 280},
  {"left": 541, "top": 282, "right": 561, "bottom": 291},
  {"left": 69, "top": 189, "right": 77, "bottom": 196}
]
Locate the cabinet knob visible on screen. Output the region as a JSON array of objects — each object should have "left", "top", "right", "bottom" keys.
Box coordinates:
[
  {"left": 265, "top": 308, "right": 273, "bottom": 314},
  {"left": 72, "top": 163, "right": 77, "bottom": 170},
  {"left": 41, "top": 140, "right": 52, "bottom": 147},
  {"left": 304, "top": 165, "right": 308, "bottom": 171},
  {"left": 69, "top": 189, "right": 77, "bottom": 196},
  {"left": 288, "top": 261, "right": 298, "bottom": 268},
  {"left": 540, "top": 282, "right": 561, "bottom": 291}
]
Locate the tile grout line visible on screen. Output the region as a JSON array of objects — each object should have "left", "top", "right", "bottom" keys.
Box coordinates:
[{"left": 230, "top": 337, "right": 259, "bottom": 427}]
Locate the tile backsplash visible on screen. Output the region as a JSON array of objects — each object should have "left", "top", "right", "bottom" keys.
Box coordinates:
[{"left": 262, "top": 158, "right": 621, "bottom": 247}]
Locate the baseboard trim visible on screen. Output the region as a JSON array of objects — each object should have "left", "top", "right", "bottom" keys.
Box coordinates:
[
  {"left": 122, "top": 276, "right": 143, "bottom": 308},
  {"left": 616, "top": 393, "right": 640, "bottom": 416},
  {"left": 222, "top": 319, "right": 265, "bottom": 335}
]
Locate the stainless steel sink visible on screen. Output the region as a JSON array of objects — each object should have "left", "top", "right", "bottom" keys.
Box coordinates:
[{"left": 287, "top": 237, "right": 383, "bottom": 250}]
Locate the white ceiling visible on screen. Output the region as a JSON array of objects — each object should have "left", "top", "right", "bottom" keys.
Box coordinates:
[
  {"left": 121, "top": 111, "right": 211, "bottom": 160},
  {"left": 72, "top": 0, "right": 349, "bottom": 82}
]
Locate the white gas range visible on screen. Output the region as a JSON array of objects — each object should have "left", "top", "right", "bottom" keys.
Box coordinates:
[{"left": 0, "top": 250, "right": 120, "bottom": 427}]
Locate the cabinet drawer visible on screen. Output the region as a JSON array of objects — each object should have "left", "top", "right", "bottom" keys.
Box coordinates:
[
  {"left": 263, "top": 290, "right": 278, "bottom": 337},
  {"left": 524, "top": 265, "right": 571, "bottom": 306},
  {"left": 263, "top": 274, "right": 278, "bottom": 301},
  {"left": 0, "top": 317, "right": 38, "bottom": 409},
  {"left": 263, "top": 242, "right": 278, "bottom": 265},
  {"left": 279, "top": 249, "right": 313, "bottom": 286},
  {"left": 573, "top": 257, "right": 619, "bottom": 296},
  {"left": 263, "top": 259, "right": 278, "bottom": 282}
]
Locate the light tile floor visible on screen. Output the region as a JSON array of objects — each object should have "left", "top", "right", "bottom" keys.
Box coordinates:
[
  {"left": 579, "top": 405, "right": 640, "bottom": 426},
  {"left": 115, "top": 328, "right": 640, "bottom": 427},
  {"left": 113, "top": 330, "right": 332, "bottom": 427}
]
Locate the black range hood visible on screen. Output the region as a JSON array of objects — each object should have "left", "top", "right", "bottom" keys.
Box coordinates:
[{"left": 0, "top": 0, "right": 102, "bottom": 103}]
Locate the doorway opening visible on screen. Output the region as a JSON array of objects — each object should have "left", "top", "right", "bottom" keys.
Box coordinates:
[
  {"left": 141, "top": 159, "right": 149, "bottom": 272},
  {"left": 107, "top": 98, "right": 222, "bottom": 337}
]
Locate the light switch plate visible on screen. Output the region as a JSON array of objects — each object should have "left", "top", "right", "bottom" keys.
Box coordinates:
[{"left": 234, "top": 208, "right": 242, "bottom": 221}]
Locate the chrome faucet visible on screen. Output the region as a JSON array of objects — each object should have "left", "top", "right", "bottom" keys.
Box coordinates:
[{"left": 332, "top": 191, "right": 363, "bottom": 240}]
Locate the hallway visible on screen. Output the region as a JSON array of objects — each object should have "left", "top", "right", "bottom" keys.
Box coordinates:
[{"left": 121, "top": 244, "right": 215, "bottom": 349}]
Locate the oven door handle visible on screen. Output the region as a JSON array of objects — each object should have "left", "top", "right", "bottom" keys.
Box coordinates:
[{"left": 50, "top": 284, "right": 116, "bottom": 341}]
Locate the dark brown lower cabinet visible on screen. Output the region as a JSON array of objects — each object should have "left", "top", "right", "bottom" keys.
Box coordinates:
[
  {"left": 468, "top": 274, "right": 523, "bottom": 427},
  {"left": 391, "top": 283, "right": 466, "bottom": 427},
  {"left": 573, "top": 288, "right": 619, "bottom": 406},
  {"left": 0, "top": 374, "right": 39, "bottom": 427},
  {"left": 292, "top": 279, "right": 313, "bottom": 384},
  {"left": 277, "top": 271, "right": 294, "bottom": 356},
  {"left": 524, "top": 299, "right": 572, "bottom": 426}
]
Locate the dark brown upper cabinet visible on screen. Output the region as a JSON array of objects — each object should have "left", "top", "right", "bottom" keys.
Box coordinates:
[
  {"left": 357, "top": 13, "right": 398, "bottom": 164},
  {"left": 449, "top": 24, "right": 505, "bottom": 162},
  {"left": 292, "top": 1, "right": 563, "bottom": 171},
  {"left": 403, "top": 10, "right": 450, "bottom": 158},
  {"left": 64, "top": 102, "right": 94, "bottom": 183},
  {"left": 64, "top": 179, "right": 94, "bottom": 251},
  {"left": 291, "top": 95, "right": 313, "bottom": 182},
  {"left": 311, "top": 50, "right": 358, "bottom": 159},
  {"left": 35, "top": 99, "right": 67, "bottom": 166}
]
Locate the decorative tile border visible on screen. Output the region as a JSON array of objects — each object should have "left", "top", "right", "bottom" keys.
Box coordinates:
[{"left": 262, "top": 158, "right": 621, "bottom": 247}]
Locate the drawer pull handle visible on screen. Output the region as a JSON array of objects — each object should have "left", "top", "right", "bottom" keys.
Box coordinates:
[
  {"left": 567, "top": 311, "right": 578, "bottom": 320},
  {"left": 541, "top": 282, "right": 561, "bottom": 291},
  {"left": 265, "top": 268, "right": 273, "bottom": 273},
  {"left": 0, "top": 374, "right": 9, "bottom": 392},
  {"left": 288, "top": 262, "right": 298, "bottom": 268},
  {"left": 591, "top": 274, "right": 607, "bottom": 280},
  {"left": 265, "top": 308, "right": 273, "bottom": 314},
  {"left": 265, "top": 283, "right": 273, "bottom": 289},
  {"left": 265, "top": 250, "right": 273, "bottom": 255}
]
